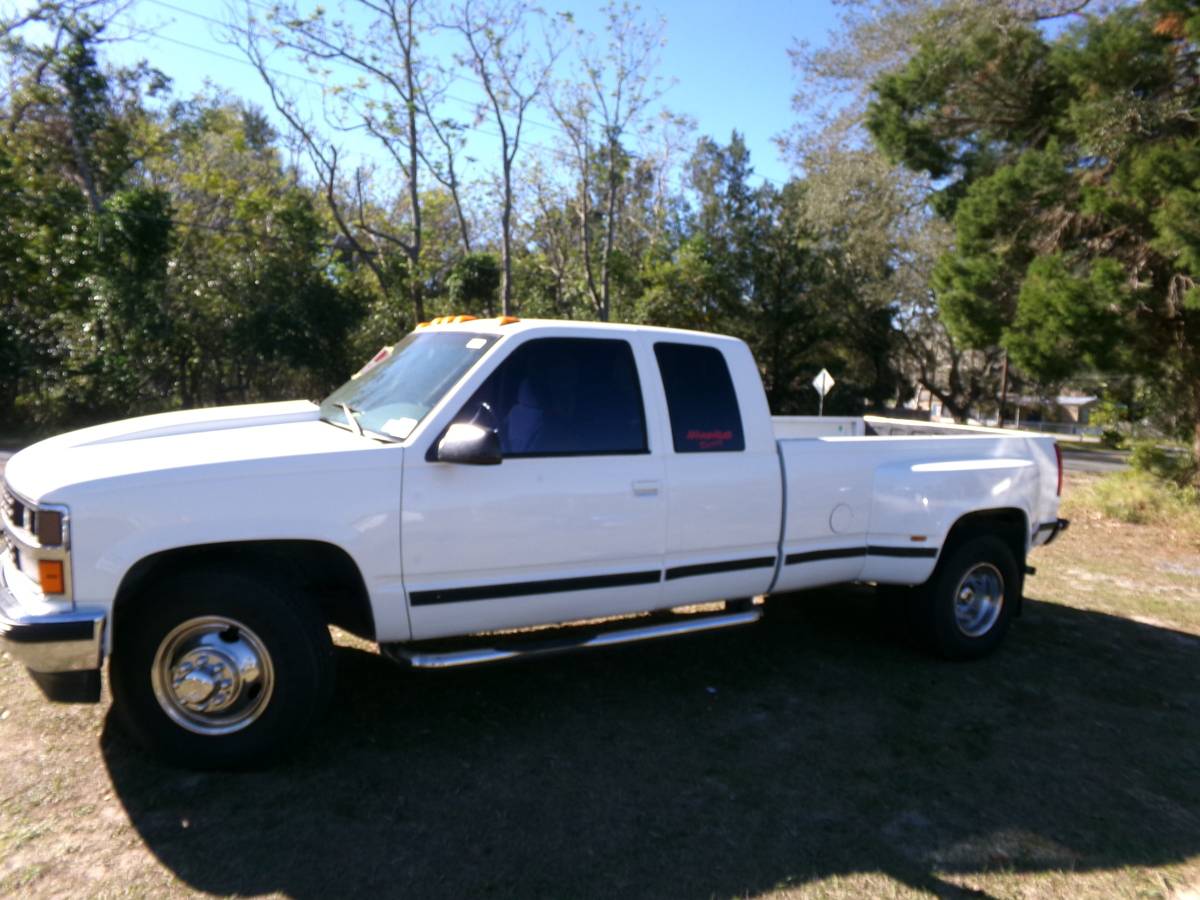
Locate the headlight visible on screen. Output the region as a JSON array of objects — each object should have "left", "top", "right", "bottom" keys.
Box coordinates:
[
  {"left": 32, "top": 507, "right": 65, "bottom": 547},
  {"left": 2, "top": 483, "right": 68, "bottom": 549},
  {"left": 2, "top": 483, "right": 71, "bottom": 600}
]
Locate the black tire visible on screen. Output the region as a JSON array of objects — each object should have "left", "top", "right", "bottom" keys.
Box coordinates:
[
  {"left": 110, "top": 566, "right": 335, "bottom": 769},
  {"left": 912, "top": 534, "right": 1019, "bottom": 660}
]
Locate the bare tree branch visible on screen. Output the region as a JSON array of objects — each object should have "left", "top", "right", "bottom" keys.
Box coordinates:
[{"left": 449, "top": 0, "right": 561, "bottom": 314}]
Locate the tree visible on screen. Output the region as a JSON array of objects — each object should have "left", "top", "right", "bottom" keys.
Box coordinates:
[
  {"left": 152, "top": 98, "right": 366, "bottom": 405},
  {"left": 446, "top": 252, "right": 501, "bottom": 313},
  {"left": 235, "top": 0, "right": 441, "bottom": 324},
  {"left": 640, "top": 133, "right": 900, "bottom": 413},
  {"left": 0, "top": 9, "right": 174, "bottom": 425},
  {"left": 548, "top": 1, "right": 666, "bottom": 321},
  {"left": 780, "top": 0, "right": 1079, "bottom": 421},
  {"left": 0, "top": 6, "right": 366, "bottom": 429},
  {"left": 867, "top": 1, "right": 1200, "bottom": 466},
  {"left": 449, "top": 0, "right": 559, "bottom": 315}
]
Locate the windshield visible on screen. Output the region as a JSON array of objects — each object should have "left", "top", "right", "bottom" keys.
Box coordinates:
[{"left": 320, "top": 331, "right": 499, "bottom": 440}]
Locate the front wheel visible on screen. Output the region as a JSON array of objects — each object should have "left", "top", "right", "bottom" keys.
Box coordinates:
[
  {"left": 110, "top": 567, "right": 335, "bottom": 769},
  {"left": 913, "top": 535, "right": 1019, "bottom": 660}
]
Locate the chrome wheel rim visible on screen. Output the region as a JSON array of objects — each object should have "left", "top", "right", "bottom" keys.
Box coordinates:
[
  {"left": 953, "top": 563, "right": 1005, "bottom": 638},
  {"left": 151, "top": 616, "right": 274, "bottom": 736}
]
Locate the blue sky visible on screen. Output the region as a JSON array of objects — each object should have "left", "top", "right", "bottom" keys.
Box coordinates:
[{"left": 97, "top": 0, "right": 845, "bottom": 188}]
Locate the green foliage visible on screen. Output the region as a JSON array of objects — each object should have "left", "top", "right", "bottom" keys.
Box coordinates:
[
  {"left": 1089, "top": 398, "right": 1128, "bottom": 448},
  {"left": 634, "top": 134, "right": 901, "bottom": 414},
  {"left": 446, "top": 253, "right": 500, "bottom": 315},
  {"left": 867, "top": 16, "right": 1066, "bottom": 207},
  {"left": 1077, "top": 469, "right": 1200, "bottom": 527},
  {"left": 932, "top": 143, "right": 1073, "bottom": 348},
  {"left": 0, "top": 21, "right": 365, "bottom": 430},
  {"left": 1006, "top": 255, "right": 1127, "bottom": 383},
  {"left": 1100, "top": 429, "right": 1125, "bottom": 449},
  {"left": 868, "top": 0, "right": 1200, "bottom": 464},
  {"left": 0, "top": 7, "right": 926, "bottom": 433},
  {"left": 1129, "top": 441, "right": 1197, "bottom": 487}
]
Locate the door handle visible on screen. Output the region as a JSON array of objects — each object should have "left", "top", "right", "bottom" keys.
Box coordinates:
[{"left": 632, "top": 480, "right": 661, "bottom": 496}]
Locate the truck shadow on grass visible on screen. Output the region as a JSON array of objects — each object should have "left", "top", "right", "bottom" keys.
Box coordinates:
[{"left": 101, "top": 588, "right": 1200, "bottom": 899}]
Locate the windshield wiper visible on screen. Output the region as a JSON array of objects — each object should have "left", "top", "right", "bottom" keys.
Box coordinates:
[
  {"left": 339, "top": 403, "right": 363, "bottom": 437},
  {"left": 320, "top": 403, "right": 400, "bottom": 443}
]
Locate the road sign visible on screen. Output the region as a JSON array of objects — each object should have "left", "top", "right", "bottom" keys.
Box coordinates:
[
  {"left": 812, "top": 368, "right": 835, "bottom": 396},
  {"left": 812, "top": 368, "right": 835, "bottom": 416}
]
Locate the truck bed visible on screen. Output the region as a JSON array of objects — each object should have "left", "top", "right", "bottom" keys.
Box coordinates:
[{"left": 770, "top": 416, "right": 1061, "bottom": 594}]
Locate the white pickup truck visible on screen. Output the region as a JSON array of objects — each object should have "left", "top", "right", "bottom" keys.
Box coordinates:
[{"left": 1, "top": 318, "right": 1067, "bottom": 767}]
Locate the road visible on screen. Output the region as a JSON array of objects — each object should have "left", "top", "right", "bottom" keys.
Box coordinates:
[{"left": 1059, "top": 446, "right": 1130, "bottom": 474}]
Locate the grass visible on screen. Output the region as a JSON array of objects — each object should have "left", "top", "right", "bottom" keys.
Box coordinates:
[
  {"left": 1070, "top": 468, "right": 1200, "bottom": 529},
  {"left": 0, "top": 471, "right": 1198, "bottom": 898}
]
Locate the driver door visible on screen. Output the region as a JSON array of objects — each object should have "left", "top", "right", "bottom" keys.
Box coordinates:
[{"left": 401, "top": 335, "right": 668, "bottom": 640}]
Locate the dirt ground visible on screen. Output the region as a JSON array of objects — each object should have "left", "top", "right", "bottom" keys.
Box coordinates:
[{"left": 1, "top": 471, "right": 1198, "bottom": 899}]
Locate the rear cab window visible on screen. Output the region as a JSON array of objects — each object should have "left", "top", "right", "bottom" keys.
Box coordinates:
[{"left": 654, "top": 342, "right": 745, "bottom": 453}]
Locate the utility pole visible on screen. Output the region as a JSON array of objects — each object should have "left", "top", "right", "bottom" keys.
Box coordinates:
[{"left": 999, "top": 350, "right": 1009, "bottom": 428}]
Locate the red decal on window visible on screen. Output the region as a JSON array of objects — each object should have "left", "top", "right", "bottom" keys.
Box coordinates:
[{"left": 686, "top": 429, "right": 732, "bottom": 450}]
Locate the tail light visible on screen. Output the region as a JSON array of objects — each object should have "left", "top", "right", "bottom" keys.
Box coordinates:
[{"left": 1054, "top": 442, "right": 1063, "bottom": 496}]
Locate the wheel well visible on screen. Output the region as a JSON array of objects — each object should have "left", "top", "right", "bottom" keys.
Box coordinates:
[
  {"left": 114, "top": 541, "right": 375, "bottom": 641},
  {"left": 941, "top": 508, "right": 1029, "bottom": 610},
  {"left": 942, "top": 508, "right": 1028, "bottom": 565}
]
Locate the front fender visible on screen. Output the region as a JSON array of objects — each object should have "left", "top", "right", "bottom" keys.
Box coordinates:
[{"left": 63, "top": 455, "right": 408, "bottom": 645}]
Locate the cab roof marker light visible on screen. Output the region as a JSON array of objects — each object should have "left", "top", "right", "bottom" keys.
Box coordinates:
[
  {"left": 423, "top": 314, "right": 480, "bottom": 326},
  {"left": 418, "top": 314, "right": 515, "bottom": 328}
]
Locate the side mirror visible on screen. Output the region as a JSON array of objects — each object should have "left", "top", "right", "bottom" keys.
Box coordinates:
[{"left": 436, "top": 422, "right": 502, "bottom": 465}]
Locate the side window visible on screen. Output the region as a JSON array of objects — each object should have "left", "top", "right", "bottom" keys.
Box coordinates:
[
  {"left": 654, "top": 342, "right": 745, "bottom": 453},
  {"left": 455, "top": 338, "right": 648, "bottom": 457}
]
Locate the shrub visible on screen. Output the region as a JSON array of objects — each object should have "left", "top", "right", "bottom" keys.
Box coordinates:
[
  {"left": 1129, "top": 441, "right": 1196, "bottom": 486},
  {"left": 1075, "top": 470, "right": 1200, "bottom": 527}
]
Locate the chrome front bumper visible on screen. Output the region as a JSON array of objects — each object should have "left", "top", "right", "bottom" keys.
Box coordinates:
[{"left": 0, "top": 553, "right": 104, "bottom": 674}]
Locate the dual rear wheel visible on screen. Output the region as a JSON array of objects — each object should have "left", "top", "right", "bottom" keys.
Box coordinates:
[{"left": 900, "top": 534, "right": 1020, "bottom": 659}]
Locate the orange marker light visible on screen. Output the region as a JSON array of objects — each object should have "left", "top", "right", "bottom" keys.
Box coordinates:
[
  {"left": 38, "top": 559, "right": 65, "bottom": 594},
  {"left": 495, "top": 316, "right": 520, "bottom": 325}
]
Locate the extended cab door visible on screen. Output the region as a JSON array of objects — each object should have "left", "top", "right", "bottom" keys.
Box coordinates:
[
  {"left": 401, "top": 334, "right": 667, "bottom": 640},
  {"left": 651, "top": 340, "right": 783, "bottom": 606}
]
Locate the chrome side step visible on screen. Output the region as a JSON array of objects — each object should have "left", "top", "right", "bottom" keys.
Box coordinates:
[{"left": 381, "top": 609, "right": 762, "bottom": 670}]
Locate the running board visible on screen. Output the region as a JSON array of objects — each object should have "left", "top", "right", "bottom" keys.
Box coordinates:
[{"left": 381, "top": 609, "right": 762, "bottom": 670}]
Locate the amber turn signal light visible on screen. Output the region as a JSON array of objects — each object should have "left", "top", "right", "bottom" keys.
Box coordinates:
[{"left": 38, "top": 559, "right": 65, "bottom": 594}]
